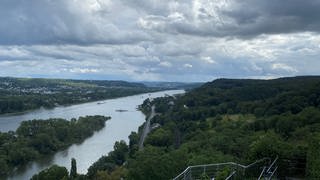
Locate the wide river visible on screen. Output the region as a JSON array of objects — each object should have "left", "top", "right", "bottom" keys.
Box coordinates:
[{"left": 0, "top": 90, "right": 184, "bottom": 180}]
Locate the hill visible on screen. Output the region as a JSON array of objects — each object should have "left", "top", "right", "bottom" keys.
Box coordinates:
[
  {"left": 126, "top": 76, "right": 320, "bottom": 179},
  {"left": 0, "top": 77, "right": 156, "bottom": 114},
  {"left": 141, "top": 81, "right": 203, "bottom": 90}
]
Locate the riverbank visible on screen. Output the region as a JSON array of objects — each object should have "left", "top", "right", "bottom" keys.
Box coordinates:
[
  {"left": 0, "top": 89, "right": 163, "bottom": 117},
  {"left": 138, "top": 105, "right": 156, "bottom": 150},
  {"left": 4, "top": 90, "right": 184, "bottom": 180}
]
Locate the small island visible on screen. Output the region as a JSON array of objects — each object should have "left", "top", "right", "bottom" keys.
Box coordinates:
[
  {"left": 115, "top": 109, "right": 128, "bottom": 112},
  {"left": 0, "top": 115, "right": 110, "bottom": 177}
]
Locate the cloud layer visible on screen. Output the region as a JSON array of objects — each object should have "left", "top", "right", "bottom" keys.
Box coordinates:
[{"left": 0, "top": 0, "right": 319, "bottom": 82}]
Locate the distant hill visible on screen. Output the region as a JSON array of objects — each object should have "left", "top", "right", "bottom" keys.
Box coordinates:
[
  {"left": 0, "top": 77, "right": 147, "bottom": 89},
  {"left": 141, "top": 81, "right": 203, "bottom": 90},
  {"left": 0, "top": 77, "right": 155, "bottom": 114}
]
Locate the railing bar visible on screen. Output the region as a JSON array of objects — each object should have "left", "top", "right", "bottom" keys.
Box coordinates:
[
  {"left": 225, "top": 171, "right": 237, "bottom": 180},
  {"left": 258, "top": 166, "right": 266, "bottom": 180},
  {"left": 267, "top": 166, "right": 278, "bottom": 180},
  {"left": 173, "top": 167, "right": 191, "bottom": 180},
  {"left": 267, "top": 156, "right": 278, "bottom": 173},
  {"left": 245, "top": 158, "right": 270, "bottom": 168}
]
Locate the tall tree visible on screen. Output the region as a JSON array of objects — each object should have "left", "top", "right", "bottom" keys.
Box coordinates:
[
  {"left": 70, "top": 158, "right": 77, "bottom": 179},
  {"left": 307, "top": 133, "right": 320, "bottom": 178}
]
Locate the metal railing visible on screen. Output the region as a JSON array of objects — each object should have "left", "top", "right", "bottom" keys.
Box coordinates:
[
  {"left": 173, "top": 158, "right": 271, "bottom": 180},
  {"left": 258, "top": 156, "right": 278, "bottom": 180}
]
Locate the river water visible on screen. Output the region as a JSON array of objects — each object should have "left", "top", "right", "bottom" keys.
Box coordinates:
[{"left": 0, "top": 90, "right": 184, "bottom": 180}]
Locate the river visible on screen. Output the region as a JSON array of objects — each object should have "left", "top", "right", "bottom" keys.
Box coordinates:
[{"left": 0, "top": 90, "right": 184, "bottom": 180}]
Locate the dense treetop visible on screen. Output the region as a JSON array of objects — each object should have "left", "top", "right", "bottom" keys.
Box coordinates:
[{"left": 126, "top": 76, "right": 320, "bottom": 179}]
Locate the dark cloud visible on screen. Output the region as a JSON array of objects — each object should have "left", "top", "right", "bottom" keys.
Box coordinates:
[
  {"left": 1, "top": 0, "right": 319, "bottom": 45},
  {"left": 138, "top": 0, "right": 320, "bottom": 38},
  {"left": 0, "top": 0, "right": 149, "bottom": 45},
  {"left": 222, "top": 0, "right": 320, "bottom": 37},
  {"left": 120, "top": 0, "right": 172, "bottom": 15},
  {"left": 0, "top": 0, "right": 319, "bottom": 81},
  {"left": 0, "top": 0, "right": 84, "bottom": 45}
]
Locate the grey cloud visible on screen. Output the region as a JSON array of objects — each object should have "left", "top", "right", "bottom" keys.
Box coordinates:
[
  {"left": 0, "top": 0, "right": 319, "bottom": 82},
  {"left": 221, "top": 0, "right": 320, "bottom": 37},
  {"left": 150, "top": 41, "right": 203, "bottom": 57},
  {"left": 0, "top": 0, "right": 86, "bottom": 45},
  {"left": 2, "top": 0, "right": 319, "bottom": 46},
  {"left": 0, "top": 0, "right": 149, "bottom": 45},
  {"left": 138, "top": 0, "right": 320, "bottom": 38},
  {"left": 120, "top": 0, "right": 173, "bottom": 15}
]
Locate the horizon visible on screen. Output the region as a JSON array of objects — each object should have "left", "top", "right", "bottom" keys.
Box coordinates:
[
  {"left": 2, "top": 74, "right": 320, "bottom": 84},
  {"left": 1, "top": 1, "right": 320, "bottom": 82}
]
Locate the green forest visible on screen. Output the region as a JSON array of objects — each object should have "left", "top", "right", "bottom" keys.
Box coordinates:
[
  {"left": 21, "top": 76, "right": 320, "bottom": 179},
  {"left": 125, "top": 77, "right": 320, "bottom": 179},
  {"left": 0, "top": 115, "right": 110, "bottom": 177}
]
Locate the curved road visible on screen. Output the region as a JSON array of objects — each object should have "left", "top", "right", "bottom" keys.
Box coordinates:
[{"left": 138, "top": 105, "right": 156, "bottom": 150}]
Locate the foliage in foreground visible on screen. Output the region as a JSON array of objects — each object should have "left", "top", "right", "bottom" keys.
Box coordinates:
[
  {"left": 125, "top": 77, "right": 320, "bottom": 179},
  {"left": 0, "top": 115, "right": 110, "bottom": 177}
]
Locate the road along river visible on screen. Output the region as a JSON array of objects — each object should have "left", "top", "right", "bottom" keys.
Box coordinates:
[{"left": 0, "top": 90, "right": 184, "bottom": 180}]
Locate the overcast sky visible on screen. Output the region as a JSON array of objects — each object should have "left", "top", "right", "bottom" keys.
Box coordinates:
[{"left": 0, "top": 0, "right": 320, "bottom": 82}]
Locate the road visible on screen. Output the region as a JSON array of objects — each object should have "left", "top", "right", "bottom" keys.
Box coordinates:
[{"left": 138, "top": 105, "right": 156, "bottom": 150}]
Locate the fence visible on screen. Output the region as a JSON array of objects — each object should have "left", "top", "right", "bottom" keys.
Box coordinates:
[{"left": 173, "top": 158, "right": 271, "bottom": 180}]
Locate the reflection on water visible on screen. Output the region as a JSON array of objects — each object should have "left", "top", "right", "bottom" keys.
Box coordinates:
[{"left": 2, "top": 90, "right": 184, "bottom": 180}]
